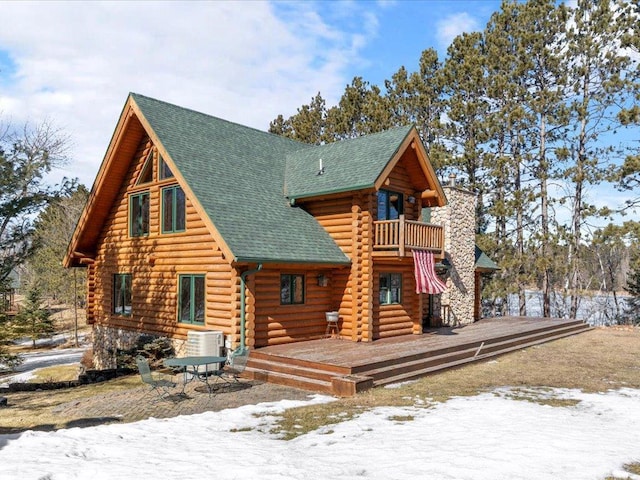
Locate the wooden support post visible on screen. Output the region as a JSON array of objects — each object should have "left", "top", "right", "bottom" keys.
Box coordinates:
[{"left": 398, "top": 214, "right": 406, "bottom": 257}]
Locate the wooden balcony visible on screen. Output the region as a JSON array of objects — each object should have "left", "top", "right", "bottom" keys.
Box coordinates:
[{"left": 373, "top": 215, "right": 444, "bottom": 257}]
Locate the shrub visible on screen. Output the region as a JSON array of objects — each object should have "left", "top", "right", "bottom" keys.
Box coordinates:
[
  {"left": 80, "top": 348, "right": 94, "bottom": 369},
  {"left": 116, "top": 335, "right": 174, "bottom": 370}
]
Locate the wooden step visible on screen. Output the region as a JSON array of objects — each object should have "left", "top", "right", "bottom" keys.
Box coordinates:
[
  {"left": 354, "top": 322, "right": 589, "bottom": 381},
  {"left": 249, "top": 350, "right": 350, "bottom": 375},
  {"left": 247, "top": 357, "right": 339, "bottom": 383},
  {"left": 373, "top": 324, "right": 592, "bottom": 387},
  {"left": 245, "top": 366, "right": 334, "bottom": 393},
  {"left": 247, "top": 319, "right": 592, "bottom": 396},
  {"left": 368, "top": 323, "right": 591, "bottom": 384},
  {"left": 351, "top": 320, "right": 587, "bottom": 374}
]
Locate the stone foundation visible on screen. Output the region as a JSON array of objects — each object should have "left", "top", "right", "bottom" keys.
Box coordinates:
[
  {"left": 92, "top": 324, "right": 186, "bottom": 369},
  {"left": 430, "top": 178, "right": 476, "bottom": 325}
]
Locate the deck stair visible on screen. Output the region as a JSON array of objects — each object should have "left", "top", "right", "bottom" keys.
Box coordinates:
[{"left": 245, "top": 318, "right": 592, "bottom": 396}]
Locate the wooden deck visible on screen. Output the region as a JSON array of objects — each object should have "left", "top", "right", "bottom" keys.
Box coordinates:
[{"left": 245, "top": 317, "right": 592, "bottom": 396}]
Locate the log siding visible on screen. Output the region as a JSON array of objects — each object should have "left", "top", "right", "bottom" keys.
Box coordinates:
[
  {"left": 89, "top": 138, "right": 237, "bottom": 341},
  {"left": 252, "top": 268, "right": 333, "bottom": 347},
  {"left": 294, "top": 149, "right": 433, "bottom": 343},
  {"left": 72, "top": 101, "right": 450, "bottom": 352}
]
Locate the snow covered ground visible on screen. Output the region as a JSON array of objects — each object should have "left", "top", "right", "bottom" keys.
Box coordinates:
[
  {"left": 0, "top": 347, "right": 85, "bottom": 387},
  {"left": 2, "top": 387, "right": 639, "bottom": 480}
]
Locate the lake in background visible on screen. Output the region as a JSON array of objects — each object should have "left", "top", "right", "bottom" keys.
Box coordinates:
[{"left": 497, "top": 290, "right": 633, "bottom": 326}]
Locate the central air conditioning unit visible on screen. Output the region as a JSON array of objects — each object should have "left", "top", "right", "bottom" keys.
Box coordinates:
[{"left": 186, "top": 330, "right": 225, "bottom": 372}]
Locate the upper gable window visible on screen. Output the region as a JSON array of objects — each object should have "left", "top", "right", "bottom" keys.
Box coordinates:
[
  {"left": 162, "top": 185, "right": 186, "bottom": 234},
  {"left": 377, "top": 190, "right": 404, "bottom": 221},
  {"left": 136, "top": 151, "right": 154, "bottom": 185},
  {"left": 130, "top": 192, "right": 150, "bottom": 237},
  {"left": 158, "top": 155, "right": 174, "bottom": 180}
]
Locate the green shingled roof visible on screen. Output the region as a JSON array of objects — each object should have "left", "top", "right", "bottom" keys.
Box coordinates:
[
  {"left": 130, "top": 94, "right": 417, "bottom": 265},
  {"left": 284, "top": 125, "right": 414, "bottom": 200},
  {"left": 475, "top": 246, "right": 500, "bottom": 271},
  {"left": 131, "top": 93, "right": 352, "bottom": 265}
]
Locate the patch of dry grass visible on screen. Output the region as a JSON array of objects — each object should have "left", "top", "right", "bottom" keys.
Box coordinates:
[
  {"left": 28, "top": 365, "right": 80, "bottom": 383},
  {"left": 0, "top": 376, "right": 140, "bottom": 434},
  {"left": 273, "top": 328, "right": 640, "bottom": 439},
  {"left": 625, "top": 463, "right": 640, "bottom": 475},
  {"left": 605, "top": 461, "right": 640, "bottom": 479}
]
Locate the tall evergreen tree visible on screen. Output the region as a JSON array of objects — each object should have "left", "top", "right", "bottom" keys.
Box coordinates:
[
  {"left": 616, "top": 0, "right": 640, "bottom": 210},
  {"left": 268, "top": 93, "right": 328, "bottom": 145},
  {"left": 325, "top": 77, "right": 392, "bottom": 142},
  {"left": 441, "top": 31, "right": 491, "bottom": 233},
  {"left": 0, "top": 277, "right": 21, "bottom": 368},
  {"left": 27, "top": 185, "right": 89, "bottom": 304},
  {"left": 562, "top": 0, "right": 638, "bottom": 318},
  {"left": 482, "top": 0, "right": 538, "bottom": 315},
  {"left": 385, "top": 49, "right": 448, "bottom": 169},
  {"left": 623, "top": 268, "right": 640, "bottom": 325},
  {"left": 15, "top": 286, "right": 54, "bottom": 348},
  {"left": 517, "top": 0, "right": 569, "bottom": 317}
]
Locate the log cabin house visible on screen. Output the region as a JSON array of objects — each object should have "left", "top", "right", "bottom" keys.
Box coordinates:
[{"left": 64, "top": 93, "right": 493, "bottom": 368}]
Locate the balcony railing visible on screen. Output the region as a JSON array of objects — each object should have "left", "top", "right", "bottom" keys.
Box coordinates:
[{"left": 373, "top": 215, "right": 444, "bottom": 257}]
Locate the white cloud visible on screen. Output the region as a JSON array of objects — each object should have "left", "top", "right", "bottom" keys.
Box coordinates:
[
  {"left": 435, "top": 12, "right": 481, "bottom": 49},
  {"left": 0, "top": 1, "right": 378, "bottom": 186}
]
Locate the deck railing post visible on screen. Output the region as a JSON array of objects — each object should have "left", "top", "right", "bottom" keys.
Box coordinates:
[{"left": 399, "top": 214, "right": 405, "bottom": 257}]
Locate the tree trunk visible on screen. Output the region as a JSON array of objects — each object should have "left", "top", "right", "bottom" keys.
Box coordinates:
[
  {"left": 569, "top": 72, "right": 590, "bottom": 319},
  {"left": 540, "top": 115, "right": 551, "bottom": 318}
]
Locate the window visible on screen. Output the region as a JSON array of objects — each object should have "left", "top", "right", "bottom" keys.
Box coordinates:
[
  {"left": 136, "top": 151, "right": 154, "bottom": 185},
  {"left": 113, "top": 274, "right": 132, "bottom": 316},
  {"left": 280, "top": 274, "right": 305, "bottom": 305},
  {"left": 379, "top": 273, "right": 402, "bottom": 305},
  {"left": 161, "top": 185, "right": 186, "bottom": 233},
  {"left": 130, "top": 192, "right": 150, "bottom": 237},
  {"left": 178, "top": 274, "right": 205, "bottom": 324},
  {"left": 377, "top": 190, "right": 404, "bottom": 220},
  {"left": 422, "top": 207, "right": 431, "bottom": 223},
  {"left": 158, "top": 155, "right": 174, "bottom": 180}
]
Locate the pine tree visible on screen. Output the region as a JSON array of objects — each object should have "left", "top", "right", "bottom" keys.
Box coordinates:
[
  {"left": 517, "top": 0, "right": 569, "bottom": 318},
  {"left": 441, "top": 31, "right": 491, "bottom": 233},
  {"left": 0, "top": 278, "right": 21, "bottom": 368},
  {"left": 482, "top": 0, "right": 538, "bottom": 315},
  {"left": 616, "top": 0, "right": 640, "bottom": 210},
  {"left": 325, "top": 77, "right": 392, "bottom": 142},
  {"left": 27, "top": 186, "right": 88, "bottom": 303},
  {"left": 623, "top": 268, "right": 640, "bottom": 325},
  {"left": 15, "top": 286, "right": 55, "bottom": 348},
  {"left": 384, "top": 49, "right": 448, "bottom": 169},
  {"left": 268, "top": 93, "right": 328, "bottom": 145},
  {"left": 562, "top": 0, "right": 638, "bottom": 318}
]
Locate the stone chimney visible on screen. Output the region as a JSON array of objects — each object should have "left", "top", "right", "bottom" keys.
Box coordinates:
[{"left": 429, "top": 175, "right": 476, "bottom": 325}]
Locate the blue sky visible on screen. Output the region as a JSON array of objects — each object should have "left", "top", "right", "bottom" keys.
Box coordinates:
[
  {"left": 0, "top": 0, "right": 504, "bottom": 187},
  {"left": 0, "top": 0, "right": 635, "bottom": 227}
]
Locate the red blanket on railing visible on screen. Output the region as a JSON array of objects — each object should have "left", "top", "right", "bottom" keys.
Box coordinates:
[{"left": 413, "top": 250, "right": 446, "bottom": 294}]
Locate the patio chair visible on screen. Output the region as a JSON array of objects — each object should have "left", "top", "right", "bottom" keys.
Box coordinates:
[
  {"left": 224, "top": 348, "right": 250, "bottom": 382},
  {"left": 210, "top": 348, "right": 250, "bottom": 385},
  {"left": 135, "top": 355, "right": 177, "bottom": 401}
]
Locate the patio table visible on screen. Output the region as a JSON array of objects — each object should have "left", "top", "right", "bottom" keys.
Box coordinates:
[{"left": 163, "top": 355, "right": 227, "bottom": 394}]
